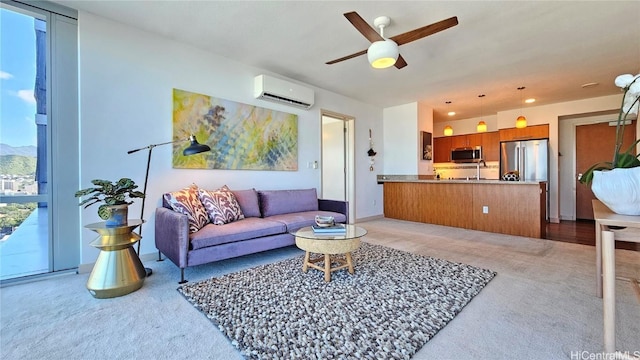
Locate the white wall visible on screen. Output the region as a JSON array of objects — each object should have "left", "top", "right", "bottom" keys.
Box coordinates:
[
  {"left": 382, "top": 103, "right": 418, "bottom": 174},
  {"left": 433, "top": 114, "right": 498, "bottom": 137},
  {"left": 77, "top": 12, "right": 383, "bottom": 265}
]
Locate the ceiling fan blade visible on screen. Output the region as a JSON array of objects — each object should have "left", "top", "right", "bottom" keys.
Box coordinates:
[
  {"left": 390, "top": 16, "right": 458, "bottom": 46},
  {"left": 394, "top": 55, "right": 408, "bottom": 69},
  {"left": 326, "top": 49, "right": 368, "bottom": 65},
  {"left": 344, "top": 11, "right": 384, "bottom": 43}
]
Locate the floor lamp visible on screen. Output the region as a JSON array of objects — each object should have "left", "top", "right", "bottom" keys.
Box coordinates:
[{"left": 127, "top": 134, "right": 211, "bottom": 276}]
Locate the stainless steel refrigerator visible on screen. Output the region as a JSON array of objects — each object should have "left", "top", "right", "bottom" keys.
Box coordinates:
[{"left": 499, "top": 139, "right": 549, "bottom": 182}]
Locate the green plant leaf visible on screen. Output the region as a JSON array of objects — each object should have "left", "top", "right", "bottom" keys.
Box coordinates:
[{"left": 98, "top": 204, "right": 111, "bottom": 220}]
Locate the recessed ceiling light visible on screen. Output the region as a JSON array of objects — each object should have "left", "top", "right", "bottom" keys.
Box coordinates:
[
  {"left": 448, "top": 111, "right": 456, "bottom": 116},
  {"left": 525, "top": 98, "right": 536, "bottom": 103},
  {"left": 581, "top": 82, "right": 599, "bottom": 88}
]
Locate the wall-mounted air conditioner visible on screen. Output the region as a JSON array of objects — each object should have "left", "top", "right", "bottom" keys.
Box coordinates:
[{"left": 254, "top": 75, "right": 314, "bottom": 110}]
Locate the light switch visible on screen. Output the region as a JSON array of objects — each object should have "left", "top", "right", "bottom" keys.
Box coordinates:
[{"left": 482, "top": 206, "right": 489, "bottom": 214}]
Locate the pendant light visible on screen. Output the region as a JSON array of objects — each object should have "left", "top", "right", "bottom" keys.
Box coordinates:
[
  {"left": 444, "top": 125, "right": 453, "bottom": 136},
  {"left": 516, "top": 86, "right": 527, "bottom": 129},
  {"left": 443, "top": 101, "right": 453, "bottom": 136},
  {"left": 477, "top": 94, "right": 487, "bottom": 132}
]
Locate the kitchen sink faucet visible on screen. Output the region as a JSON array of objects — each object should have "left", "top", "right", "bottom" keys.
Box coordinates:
[{"left": 476, "top": 159, "right": 487, "bottom": 180}]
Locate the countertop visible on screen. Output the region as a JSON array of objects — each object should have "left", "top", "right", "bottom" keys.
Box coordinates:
[{"left": 377, "top": 175, "right": 545, "bottom": 185}]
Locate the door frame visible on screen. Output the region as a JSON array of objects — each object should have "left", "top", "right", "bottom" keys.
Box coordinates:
[
  {"left": 320, "top": 110, "right": 355, "bottom": 223},
  {"left": 558, "top": 111, "right": 636, "bottom": 220}
]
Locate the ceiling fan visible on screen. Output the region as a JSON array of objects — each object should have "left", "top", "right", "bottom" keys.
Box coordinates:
[{"left": 326, "top": 12, "right": 459, "bottom": 69}]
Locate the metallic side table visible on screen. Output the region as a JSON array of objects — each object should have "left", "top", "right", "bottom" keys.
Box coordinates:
[{"left": 85, "top": 219, "right": 146, "bottom": 298}]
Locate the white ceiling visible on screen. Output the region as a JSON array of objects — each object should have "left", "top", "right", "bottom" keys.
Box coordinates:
[{"left": 56, "top": 1, "right": 640, "bottom": 122}]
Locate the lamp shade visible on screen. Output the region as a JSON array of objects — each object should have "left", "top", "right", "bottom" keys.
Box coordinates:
[
  {"left": 367, "top": 39, "right": 399, "bottom": 69},
  {"left": 515, "top": 115, "right": 527, "bottom": 129},
  {"left": 443, "top": 125, "right": 453, "bottom": 136},
  {"left": 183, "top": 135, "right": 211, "bottom": 155},
  {"left": 477, "top": 121, "right": 487, "bottom": 133}
]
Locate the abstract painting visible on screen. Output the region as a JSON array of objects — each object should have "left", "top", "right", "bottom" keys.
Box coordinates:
[{"left": 172, "top": 88, "right": 298, "bottom": 170}]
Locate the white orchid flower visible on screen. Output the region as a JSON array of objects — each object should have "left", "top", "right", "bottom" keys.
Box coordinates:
[
  {"left": 628, "top": 79, "right": 640, "bottom": 97},
  {"left": 615, "top": 74, "right": 635, "bottom": 88},
  {"left": 622, "top": 95, "right": 639, "bottom": 115}
]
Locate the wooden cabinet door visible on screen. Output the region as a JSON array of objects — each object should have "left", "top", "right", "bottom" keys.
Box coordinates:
[
  {"left": 481, "top": 131, "right": 500, "bottom": 161},
  {"left": 450, "top": 135, "right": 468, "bottom": 148},
  {"left": 433, "top": 137, "right": 452, "bottom": 163},
  {"left": 500, "top": 124, "right": 549, "bottom": 141},
  {"left": 575, "top": 121, "right": 636, "bottom": 219},
  {"left": 526, "top": 124, "right": 549, "bottom": 139},
  {"left": 467, "top": 133, "right": 482, "bottom": 147}
]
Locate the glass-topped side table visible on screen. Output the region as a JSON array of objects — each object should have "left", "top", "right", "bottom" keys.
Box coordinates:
[
  {"left": 85, "top": 219, "right": 146, "bottom": 298},
  {"left": 292, "top": 225, "right": 367, "bottom": 282}
]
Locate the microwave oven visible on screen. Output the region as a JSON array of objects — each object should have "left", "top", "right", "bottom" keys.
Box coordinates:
[{"left": 451, "top": 146, "right": 483, "bottom": 163}]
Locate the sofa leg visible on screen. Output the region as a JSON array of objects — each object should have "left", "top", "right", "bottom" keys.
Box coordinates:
[
  {"left": 157, "top": 251, "right": 164, "bottom": 262},
  {"left": 178, "top": 268, "right": 188, "bottom": 284}
]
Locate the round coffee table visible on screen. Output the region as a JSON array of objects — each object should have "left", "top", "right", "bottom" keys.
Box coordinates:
[{"left": 292, "top": 225, "right": 367, "bottom": 282}]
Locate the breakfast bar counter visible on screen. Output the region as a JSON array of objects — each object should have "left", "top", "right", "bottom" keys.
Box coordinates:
[{"left": 378, "top": 175, "right": 547, "bottom": 238}]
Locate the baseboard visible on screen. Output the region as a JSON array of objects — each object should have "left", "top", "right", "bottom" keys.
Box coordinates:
[
  {"left": 77, "top": 263, "right": 93, "bottom": 274},
  {"left": 355, "top": 214, "right": 385, "bottom": 223}
]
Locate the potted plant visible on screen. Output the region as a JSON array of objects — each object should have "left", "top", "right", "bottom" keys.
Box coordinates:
[
  {"left": 579, "top": 73, "right": 640, "bottom": 215},
  {"left": 75, "top": 178, "right": 145, "bottom": 226}
]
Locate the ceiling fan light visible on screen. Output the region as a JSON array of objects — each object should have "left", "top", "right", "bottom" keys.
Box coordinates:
[
  {"left": 477, "top": 121, "right": 487, "bottom": 133},
  {"left": 367, "top": 39, "right": 399, "bottom": 69},
  {"left": 443, "top": 125, "right": 453, "bottom": 136},
  {"left": 516, "top": 115, "right": 527, "bottom": 129}
]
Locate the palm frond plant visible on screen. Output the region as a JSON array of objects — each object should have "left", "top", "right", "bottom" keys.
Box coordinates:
[
  {"left": 75, "top": 178, "right": 145, "bottom": 220},
  {"left": 579, "top": 73, "right": 640, "bottom": 185}
]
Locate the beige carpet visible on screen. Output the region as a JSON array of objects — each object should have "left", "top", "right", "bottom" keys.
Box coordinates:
[{"left": 1, "top": 218, "right": 639, "bottom": 360}]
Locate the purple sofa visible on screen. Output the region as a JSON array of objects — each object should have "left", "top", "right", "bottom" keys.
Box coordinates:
[{"left": 155, "top": 188, "right": 348, "bottom": 283}]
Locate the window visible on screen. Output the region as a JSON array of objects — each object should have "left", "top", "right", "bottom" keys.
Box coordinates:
[{"left": 0, "top": 0, "right": 78, "bottom": 282}]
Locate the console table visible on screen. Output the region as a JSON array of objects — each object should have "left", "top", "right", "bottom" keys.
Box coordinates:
[
  {"left": 592, "top": 200, "right": 640, "bottom": 354},
  {"left": 85, "top": 219, "right": 147, "bottom": 298}
]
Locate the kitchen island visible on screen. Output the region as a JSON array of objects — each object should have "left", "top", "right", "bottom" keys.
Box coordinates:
[{"left": 378, "top": 175, "right": 547, "bottom": 238}]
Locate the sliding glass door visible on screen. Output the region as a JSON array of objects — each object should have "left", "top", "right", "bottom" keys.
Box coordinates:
[{"left": 0, "top": 0, "right": 79, "bottom": 282}]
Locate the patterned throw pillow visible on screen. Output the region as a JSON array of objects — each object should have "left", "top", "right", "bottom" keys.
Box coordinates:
[
  {"left": 163, "top": 184, "right": 209, "bottom": 233},
  {"left": 198, "top": 185, "right": 245, "bottom": 225}
]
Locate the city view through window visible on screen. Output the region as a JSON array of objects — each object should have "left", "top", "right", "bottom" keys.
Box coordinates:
[{"left": 1, "top": 6, "right": 47, "bottom": 279}]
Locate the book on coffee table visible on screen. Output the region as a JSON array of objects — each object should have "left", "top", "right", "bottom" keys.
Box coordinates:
[{"left": 312, "top": 224, "right": 346, "bottom": 233}]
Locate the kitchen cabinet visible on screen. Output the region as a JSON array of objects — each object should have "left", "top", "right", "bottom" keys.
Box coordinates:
[
  {"left": 433, "top": 137, "right": 452, "bottom": 163},
  {"left": 434, "top": 131, "right": 499, "bottom": 162},
  {"left": 383, "top": 180, "right": 546, "bottom": 238},
  {"left": 450, "top": 134, "right": 482, "bottom": 148},
  {"left": 481, "top": 131, "right": 500, "bottom": 161},
  {"left": 499, "top": 124, "right": 549, "bottom": 141}
]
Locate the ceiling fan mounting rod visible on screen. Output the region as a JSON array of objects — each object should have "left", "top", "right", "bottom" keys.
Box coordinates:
[{"left": 374, "top": 15, "right": 391, "bottom": 37}]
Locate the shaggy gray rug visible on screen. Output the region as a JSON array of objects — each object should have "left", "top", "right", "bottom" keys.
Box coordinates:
[{"left": 178, "top": 243, "right": 496, "bottom": 360}]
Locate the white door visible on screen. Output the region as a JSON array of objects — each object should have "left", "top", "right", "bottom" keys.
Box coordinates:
[
  {"left": 321, "top": 116, "right": 346, "bottom": 200},
  {"left": 321, "top": 113, "right": 355, "bottom": 222}
]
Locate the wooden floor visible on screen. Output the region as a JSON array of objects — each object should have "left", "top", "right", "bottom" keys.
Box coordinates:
[{"left": 546, "top": 220, "right": 640, "bottom": 251}]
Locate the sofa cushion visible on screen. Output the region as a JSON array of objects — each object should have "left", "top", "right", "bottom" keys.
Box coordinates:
[
  {"left": 163, "top": 184, "right": 209, "bottom": 233},
  {"left": 258, "top": 188, "right": 318, "bottom": 217},
  {"left": 198, "top": 185, "right": 244, "bottom": 225},
  {"left": 190, "top": 217, "right": 287, "bottom": 250},
  {"left": 266, "top": 210, "right": 347, "bottom": 232},
  {"left": 231, "top": 189, "right": 261, "bottom": 218}
]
